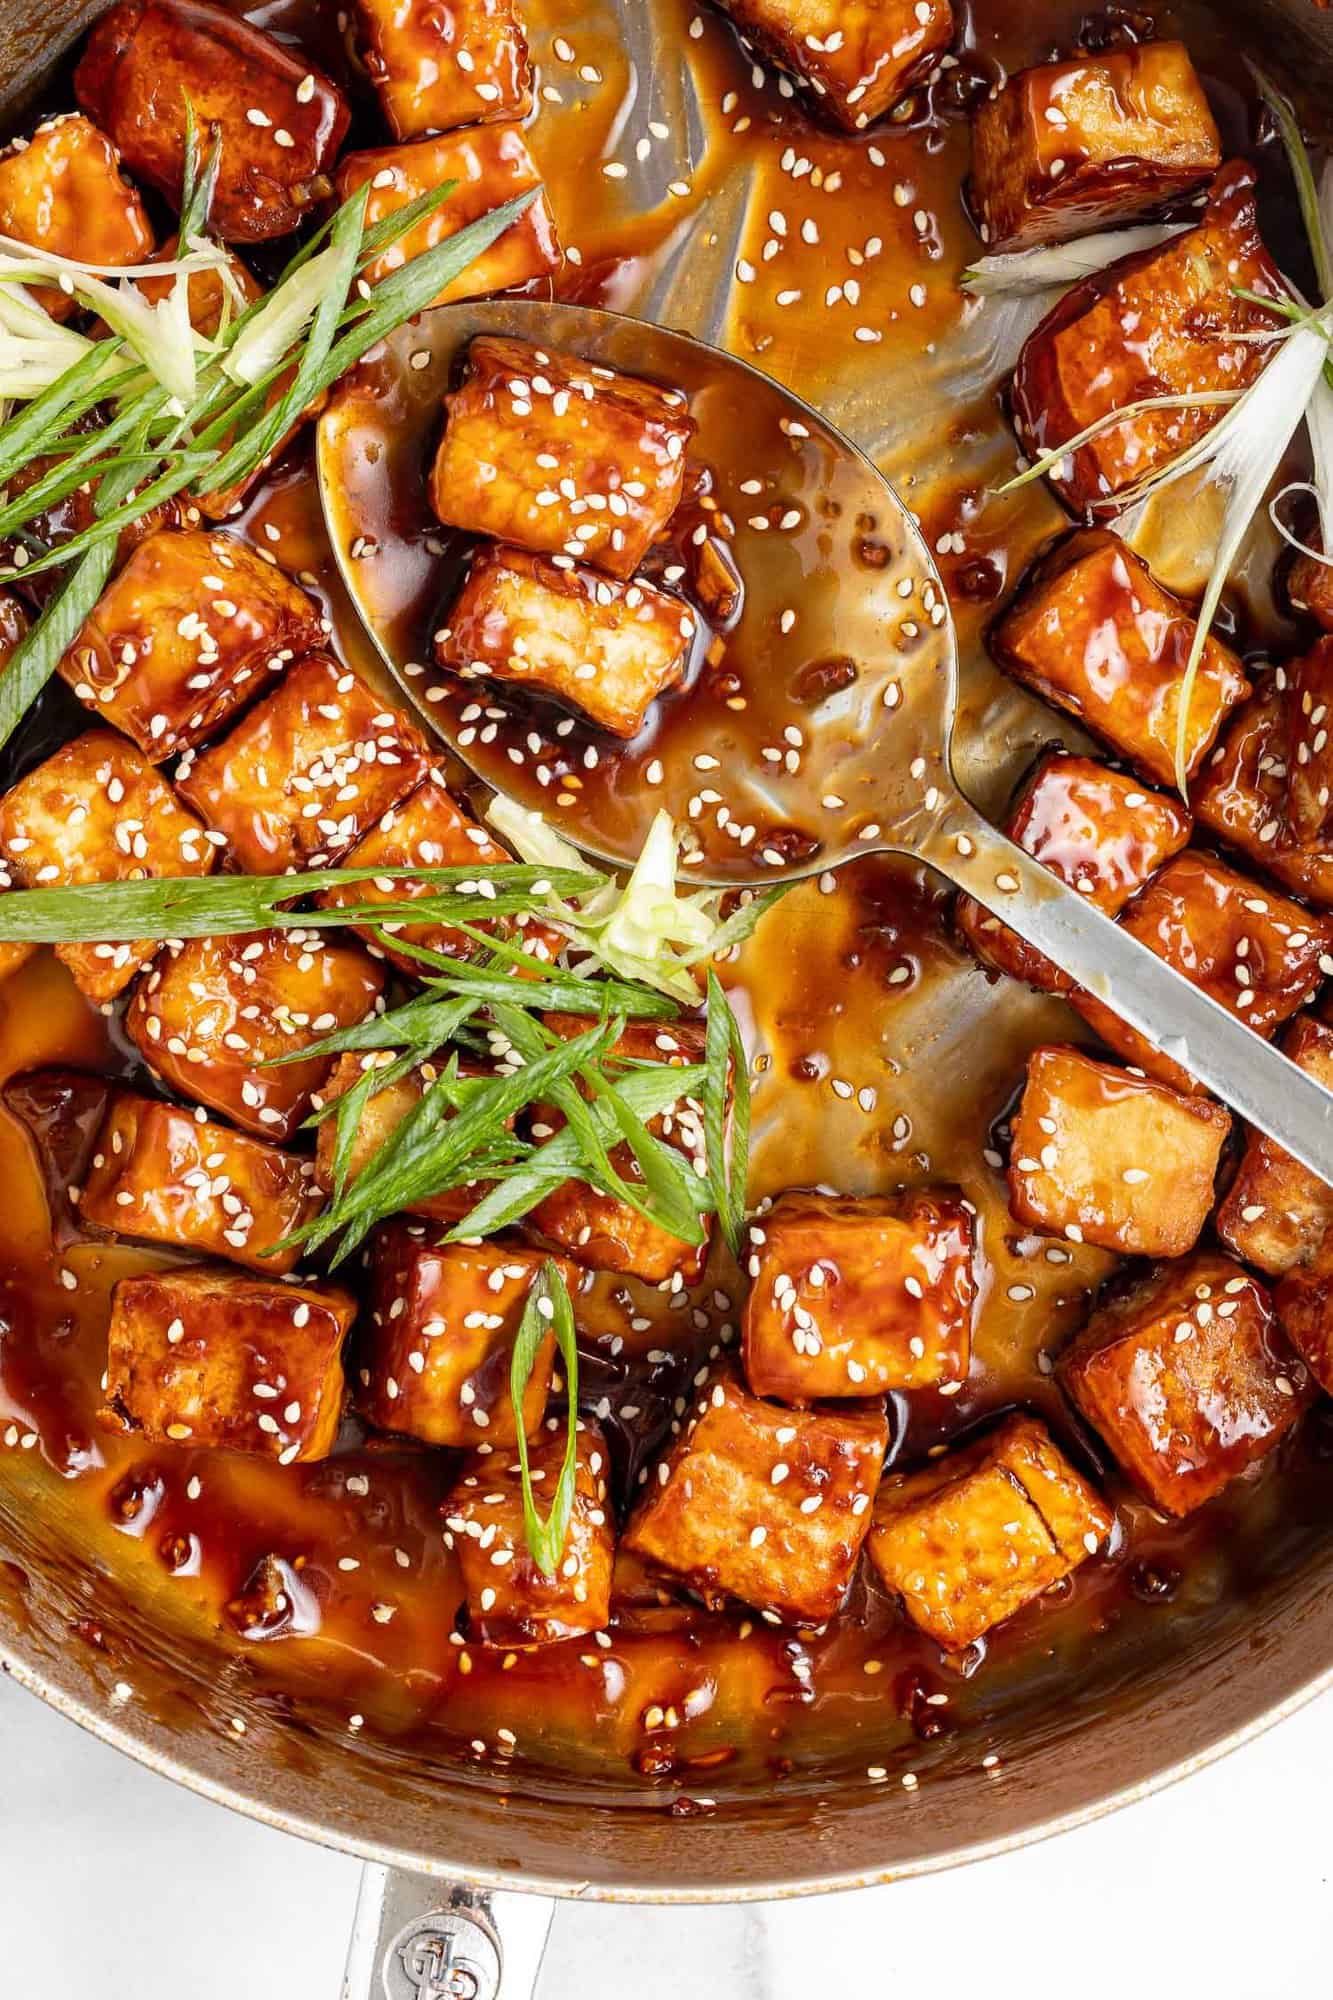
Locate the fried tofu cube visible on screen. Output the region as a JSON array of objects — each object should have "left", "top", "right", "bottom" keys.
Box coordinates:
[
  {"left": 956, "top": 751, "right": 1191, "bottom": 993},
  {"left": 0, "top": 731, "right": 214, "bottom": 1005},
  {"left": 1059, "top": 1254, "right": 1310, "bottom": 1515},
  {"left": 1008, "top": 1045, "right": 1229, "bottom": 1257},
  {"left": 80, "top": 1089, "right": 320, "bottom": 1274},
  {"left": 176, "top": 656, "right": 430, "bottom": 874},
  {"left": 623, "top": 1363, "right": 888, "bottom": 1624},
  {"left": 103, "top": 1264, "right": 352, "bottom": 1460},
  {"left": 358, "top": 1223, "right": 583, "bottom": 1447},
  {"left": 528, "top": 1015, "right": 712, "bottom": 1286},
  {"left": 437, "top": 546, "right": 695, "bottom": 740},
  {"left": 1194, "top": 688, "right": 1333, "bottom": 908},
  {"left": 867, "top": 1415, "right": 1111, "bottom": 1649},
  {"left": 992, "top": 532, "right": 1249, "bottom": 788},
  {"left": 1216, "top": 1016, "right": 1333, "bottom": 1275},
  {"left": 430, "top": 335, "right": 694, "bottom": 580},
  {"left": 715, "top": 0, "right": 952, "bottom": 130},
  {"left": 336, "top": 127, "right": 560, "bottom": 308},
  {"left": 1012, "top": 164, "right": 1282, "bottom": 513},
  {"left": 1288, "top": 544, "right": 1333, "bottom": 632},
  {"left": 314, "top": 777, "right": 562, "bottom": 975},
  {"left": 353, "top": 0, "right": 533, "bottom": 138},
  {"left": 131, "top": 232, "right": 262, "bottom": 337},
  {"left": 1275, "top": 1233, "right": 1333, "bottom": 1393},
  {"left": 125, "top": 929, "right": 384, "bottom": 1141},
  {"left": 60, "top": 529, "right": 328, "bottom": 762},
  {"left": 312, "top": 1052, "right": 502, "bottom": 1227},
  {"left": 1071, "top": 852, "right": 1331, "bottom": 1092},
  {"left": 1281, "top": 637, "right": 1333, "bottom": 847},
  {"left": 0, "top": 114, "right": 154, "bottom": 322},
  {"left": 76, "top": 0, "right": 350, "bottom": 243},
  {"left": 443, "top": 1418, "right": 614, "bottom": 1646},
  {"left": 970, "top": 44, "right": 1220, "bottom": 253},
  {"left": 741, "top": 1188, "right": 975, "bottom": 1400}
]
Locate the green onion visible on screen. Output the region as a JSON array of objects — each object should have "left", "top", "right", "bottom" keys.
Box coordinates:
[
  {"left": 0, "top": 863, "right": 597, "bottom": 945},
  {"left": 509, "top": 1263, "right": 580, "bottom": 1576},
  {"left": 1251, "top": 63, "right": 1333, "bottom": 301},
  {"left": 444, "top": 1061, "right": 707, "bottom": 1240},
  {"left": 998, "top": 390, "right": 1242, "bottom": 496},
  {"left": 704, "top": 970, "right": 749, "bottom": 1258}
]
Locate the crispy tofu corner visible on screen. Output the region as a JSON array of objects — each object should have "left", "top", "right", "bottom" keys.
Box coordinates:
[
  {"left": 0, "top": 114, "right": 154, "bottom": 321},
  {"left": 1217, "top": 1016, "right": 1333, "bottom": 1275}
]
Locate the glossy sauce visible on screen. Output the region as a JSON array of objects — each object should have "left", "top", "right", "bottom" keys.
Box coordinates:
[{"left": 4, "top": 0, "right": 1333, "bottom": 1809}]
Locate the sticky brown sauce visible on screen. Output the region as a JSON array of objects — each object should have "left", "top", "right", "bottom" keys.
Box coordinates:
[{"left": 4, "top": 0, "right": 1333, "bottom": 1811}]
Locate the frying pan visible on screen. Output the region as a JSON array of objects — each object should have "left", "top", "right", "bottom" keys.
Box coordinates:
[{"left": 5, "top": 4, "right": 1333, "bottom": 1996}]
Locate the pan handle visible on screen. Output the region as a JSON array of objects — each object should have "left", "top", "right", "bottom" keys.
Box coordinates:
[{"left": 341, "top": 1861, "right": 556, "bottom": 1999}]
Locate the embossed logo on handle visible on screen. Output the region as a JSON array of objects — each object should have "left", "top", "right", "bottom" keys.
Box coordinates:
[{"left": 385, "top": 1913, "right": 501, "bottom": 2000}]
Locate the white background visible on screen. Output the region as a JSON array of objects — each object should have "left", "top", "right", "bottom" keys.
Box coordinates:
[{"left": 1, "top": 1665, "right": 1328, "bottom": 1997}]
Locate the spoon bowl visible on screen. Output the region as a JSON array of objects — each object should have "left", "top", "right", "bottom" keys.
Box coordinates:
[{"left": 318, "top": 296, "right": 1333, "bottom": 1185}]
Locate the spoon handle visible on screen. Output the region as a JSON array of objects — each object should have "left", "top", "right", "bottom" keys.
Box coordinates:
[{"left": 917, "top": 793, "right": 1333, "bottom": 1188}]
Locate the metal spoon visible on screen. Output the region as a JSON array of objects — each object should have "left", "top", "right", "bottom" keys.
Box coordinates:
[{"left": 318, "top": 297, "right": 1333, "bottom": 1184}]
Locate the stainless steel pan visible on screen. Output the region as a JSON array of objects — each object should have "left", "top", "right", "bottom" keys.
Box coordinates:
[{"left": 5, "top": 3, "right": 1333, "bottom": 1995}]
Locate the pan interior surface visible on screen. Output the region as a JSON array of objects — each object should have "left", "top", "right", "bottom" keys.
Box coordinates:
[{"left": 4, "top": 0, "right": 1333, "bottom": 1900}]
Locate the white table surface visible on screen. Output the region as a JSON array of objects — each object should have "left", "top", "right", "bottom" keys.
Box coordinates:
[{"left": 1, "top": 1664, "right": 1329, "bottom": 1998}]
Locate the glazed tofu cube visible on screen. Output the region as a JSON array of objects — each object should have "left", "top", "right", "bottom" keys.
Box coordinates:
[
  {"left": 1008, "top": 1045, "right": 1229, "bottom": 1257},
  {"left": 314, "top": 777, "right": 563, "bottom": 975},
  {"left": 527, "top": 1015, "right": 712, "bottom": 1287},
  {"left": 103, "top": 1264, "right": 353, "bottom": 1460},
  {"left": 430, "top": 335, "right": 694, "bottom": 580},
  {"left": 715, "top": 0, "right": 953, "bottom": 130},
  {"left": 992, "top": 532, "right": 1249, "bottom": 788},
  {"left": 1059, "top": 1254, "right": 1310, "bottom": 1515},
  {"left": 1288, "top": 544, "right": 1333, "bottom": 632},
  {"left": 76, "top": 0, "right": 350, "bottom": 243},
  {"left": 312, "top": 1052, "right": 502, "bottom": 1227},
  {"left": 1216, "top": 1017, "right": 1333, "bottom": 1275},
  {"left": 0, "top": 731, "right": 214, "bottom": 1004},
  {"left": 176, "top": 656, "right": 430, "bottom": 874},
  {"left": 131, "top": 233, "right": 262, "bottom": 338},
  {"left": 436, "top": 547, "right": 695, "bottom": 740},
  {"left": 970, "top": 44, "right": 1220, "bottom": 253},
  {"left": 956, "top": 751, "right": 1191, "bottom": 993},
  {"left": 623, "top": 1364, "right": 888, "bottom": 1625},
  {"left": 353, "top": 0, "right": 533, "bottom": 138},
  {"left": 1194, "top": 689, "right": 1333, "bottom": 908},
  {"left": 1275, "top": 1233, "right": 1333, "bottom": 1393},
  {"left": 125, "top": 929, "right": 384, "bottom": 1141},
  {"left": 741, "top": 1188, "right": 975, "bottom": 1400},
  {"left": 1012, "top": 164, "right": 1282, "bottom": 513},
  {"left": 1071, "top": 852, "right": 1332, "bottom": 1092},
  {"left": 1282, "top": 637, "right": 1333, "bottom": 847},
  {"left": 357, "top": 1223, "right": 583, "bottom": 1447},
  {"left": 59, "top": 528, "right": 328, "bottom": 762},
  {"left": 80, "top": 1090, "right": 320, "bottom": 1274},
  {"left": 443, "top": 1418, "right": 614, "bottom": 1646},
  {"left": 867, "top": 1414, "right": 1111, "bottom": 1649},
  {"left": 336, "top": 128, "right": 560, "bottom": 307},
  {"left": 0, "top": 114, "right": 154, "bottom": 321}
]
